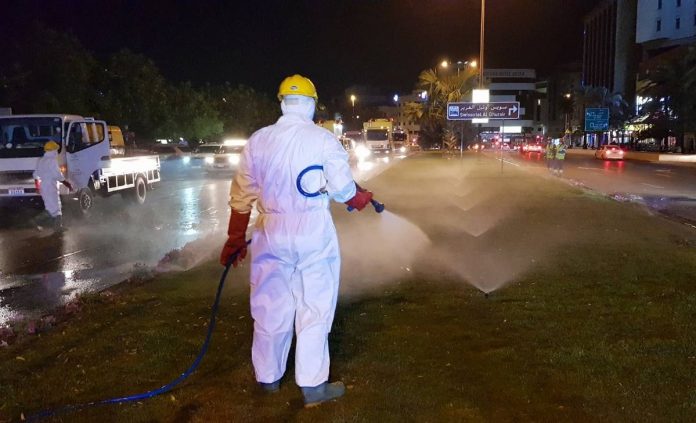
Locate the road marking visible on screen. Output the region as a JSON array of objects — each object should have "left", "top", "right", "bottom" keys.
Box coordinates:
[
  {"left": 500, "top": 158, "right": 521, "bottom": 167},
  {"left": 46, "top": 249, "right": 88, "bottom": 263},
  {"left": 641, "top": 183, "right": 664, "bottom": 189},
  {"left": 578, "top": 167, "right": 601, "bottom": 171}
]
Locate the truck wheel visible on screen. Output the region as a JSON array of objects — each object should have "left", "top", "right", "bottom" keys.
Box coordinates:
[
  {"left": 129, "top": 175, "right": 147, "bottom": 205},
  {"left": 77, "top": 188, "right": 95, "bottom": 216}
]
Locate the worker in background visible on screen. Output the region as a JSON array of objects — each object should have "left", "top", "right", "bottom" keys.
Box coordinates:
[
  {"left": 545, "top": 139, "right": 555, "bottom": 171},
  {"left": 219, "top": 74, "right": 373, "bottom": 408},
  {"left": 33, "top": 141, "right": 72, "bottom": 231},
  {"left": 553, "top": 138, "right": 567, "bottom": 176}
]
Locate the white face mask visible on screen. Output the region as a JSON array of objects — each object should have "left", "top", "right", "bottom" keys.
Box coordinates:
[
  {"left": 44, "top": 150, "right": 58, "bottom": 158},
  {"left": 281, "top": 95, "right": 316, "bottom": 120}
]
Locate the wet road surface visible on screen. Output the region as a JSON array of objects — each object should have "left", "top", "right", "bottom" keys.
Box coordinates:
[
  {"left": 0, "top": 155, "right": 400, "bottom": 324},
  {"left": 492, "top": 149, "right": 696, "bottom": 226}
]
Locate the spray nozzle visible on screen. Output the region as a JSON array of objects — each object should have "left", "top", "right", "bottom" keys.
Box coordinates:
[
  {"left": 346, "top": 182, "right": 385, "bottom": 213},
  {"left": 369, "top": 198, "right": 385, "bottom": 213}
]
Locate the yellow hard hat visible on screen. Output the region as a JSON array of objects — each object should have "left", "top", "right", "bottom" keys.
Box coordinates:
[
  {"left": 277, "top": 74, "right": 318, "bottom": 102},
  {"left": 44, "top": 141, "right": 60, "bottom": 152}
]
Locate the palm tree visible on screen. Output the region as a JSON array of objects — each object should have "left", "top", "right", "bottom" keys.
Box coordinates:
[
  {"left": 402, "top": 67, "right": 478, "bottom": 149},
  {"left": 638, "top": 45, "right": 696, "bottom": 153}
]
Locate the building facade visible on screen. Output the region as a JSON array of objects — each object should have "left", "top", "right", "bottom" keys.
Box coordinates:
[
  {"left": 636, "top": 0, "right": 696, "bottom": 51},
  {"left": 477, "top": 68, "right": 542, "bottom": 141},
  {"left": 537, "top": 65, "right": 583, "bottom": 139},
  {"left": 582, "top": 0, "right": 638, "bottom": 103}
]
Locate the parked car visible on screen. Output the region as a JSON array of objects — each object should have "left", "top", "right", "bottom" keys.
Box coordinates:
[{"left": 595, "top": 144, "right": 625, "bottom": 160}]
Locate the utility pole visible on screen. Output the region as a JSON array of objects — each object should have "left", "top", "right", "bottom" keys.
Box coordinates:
[
  {"left": 479, "top": 0, "right": 485, "bottom": 89},
  {"left": 476, "top": 0, "right": 486, "bottom": 152}
]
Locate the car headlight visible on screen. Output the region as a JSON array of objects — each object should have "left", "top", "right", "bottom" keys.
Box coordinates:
[
  {"left": 355, "top": 145, "right": 371, "bottom": 160},
  {"left": 399, "top": 146, "right": 406, "bottom": 153},
  {"left": 182, "top": 156, "right": 191, "bottom": 164},
  {"left": 228, "top": 154, "right": 240, "bottom": 165},
  {"left": 204, "top": 156, "right": 214, "bottom": 164}
]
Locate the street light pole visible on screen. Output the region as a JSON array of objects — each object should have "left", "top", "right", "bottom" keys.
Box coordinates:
[
  {"left": 475, "top": 0, "right": 486, "bottom": 155},
  {"left": 479, "top": 0, "right": 485, "bottom": 89},
  {"left": 350, "top": 94, "right": 356, "bottom": 118}
]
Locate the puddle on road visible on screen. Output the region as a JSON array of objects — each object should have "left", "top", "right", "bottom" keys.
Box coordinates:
[{"left": 0, "top": 265, "right": 135, "bottom": 326}]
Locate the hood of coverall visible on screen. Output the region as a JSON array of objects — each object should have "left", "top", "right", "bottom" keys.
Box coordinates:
[
  {"left": 43, "top": 150, "right": 59, "bottom": 159},
  {"left": 280, "top": 95, "right": 316, "bottom": 121}
]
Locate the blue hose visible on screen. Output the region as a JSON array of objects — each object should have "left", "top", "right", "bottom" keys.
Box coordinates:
[
  {"left": 26, "top": 244, "right": 248, "bottom": 422},
  {"left": 297, "top": 165, "right": 384, "bottom": 213},
  {"left": 296, "top": 164, "right": 325, "bottom": 197}
]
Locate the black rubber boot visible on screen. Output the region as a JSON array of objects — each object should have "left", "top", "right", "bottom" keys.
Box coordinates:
[
  {"left": 259, "top": 380, "right": 280, "bottom": 393},
  {"left": 53, "top": 215, "right": 64, "bottom": 232},
  {"left": 32, "top": 211, "right": 50, "bottom": 230},
  {"left": 301, "top": 381, "right": 345, "bottom": 408}
]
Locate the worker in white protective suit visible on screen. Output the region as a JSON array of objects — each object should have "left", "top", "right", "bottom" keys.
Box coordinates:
[
  {"left": 219, "top": 74, "right": 374, "bottom": 408},
  {"left": 33, "top": 140, "right": 72, "bottom": 231}
]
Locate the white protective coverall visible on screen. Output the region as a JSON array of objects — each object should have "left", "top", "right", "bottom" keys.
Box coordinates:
[
  {"left": 229, "top": 96, "right": 356, "bottom": 387},
  {"left": 33, "top": 150, "right": 66, "bottom": 217}
]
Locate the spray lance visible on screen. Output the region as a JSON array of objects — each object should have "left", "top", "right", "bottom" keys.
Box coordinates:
[
  {"left": 296, "top": 165, "right": 384, "bottom": 213},
  {"left": 24, "top": 243, "right": 250, "bottom": 422}
]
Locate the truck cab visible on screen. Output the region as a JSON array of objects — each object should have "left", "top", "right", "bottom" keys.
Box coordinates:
[
  {"left": 0, "top": 114, "right": 160, "bottom": 213},
  {"left": 363, "top": 118, "right": 394, "bottom": 154}
]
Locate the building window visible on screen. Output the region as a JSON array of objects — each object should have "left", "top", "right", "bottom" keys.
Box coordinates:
[
  {"left": 657, "top": 18, "right": 662, "bottom": 31},
  {"left": 676, "top": 17, "right": 681, "bottom": 29},
  {"left": 658, "top": 0, "right": 662, "bottom": 9}
]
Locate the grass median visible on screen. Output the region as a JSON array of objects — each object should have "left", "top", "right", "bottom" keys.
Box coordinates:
[{"left": 2, "top": 153, "right": 695, "bottom": 422}]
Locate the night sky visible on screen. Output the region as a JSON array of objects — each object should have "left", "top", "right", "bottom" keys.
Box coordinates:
[{"left": 2, "top": 0, "right": 602, "bottom": 99}]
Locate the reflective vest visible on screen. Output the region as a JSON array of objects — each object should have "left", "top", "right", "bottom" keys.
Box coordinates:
[
  {"left": 545, "top": 145, "right": 554, "bottom": 159},
  {"left": 556, "top": 145, "right": 567, "bottom": 160}
]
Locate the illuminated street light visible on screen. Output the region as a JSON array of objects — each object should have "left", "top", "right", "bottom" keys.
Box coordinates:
[
  {"left": 393, "top": 94, "right": 399, "bottom": 103},
  {"left": 439, "top": 58, "right": 477, "bottom": 76},
  {"left": 350, "top": 94, "right": 356, "bottom": 117}
]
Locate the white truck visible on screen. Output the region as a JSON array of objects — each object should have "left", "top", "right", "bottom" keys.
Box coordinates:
[
  {"left": 363, "top": 119, "right": 394, "bottom": 154},
  {"left": 0, "top": 114, "right": 160, "bottom": 214}
]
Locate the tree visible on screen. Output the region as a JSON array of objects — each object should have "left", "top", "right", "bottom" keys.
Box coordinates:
[
  {"left": 96, "top": 49, "right": 173, "bottom": 139},
  {"left": 158, "top": 82, "right": 223, "bottom": 141},
  {"left": 403, "top": 67, "right": 478, "bottom": 149},
  {"left": 209, "top": 83, "right": 279, "bottom": 137},
  {"left": 0, "top": 25, "right": 99, "bottom": 114},
  {"left": 638, "top": 45, "right": 696, "bottom": 153}
]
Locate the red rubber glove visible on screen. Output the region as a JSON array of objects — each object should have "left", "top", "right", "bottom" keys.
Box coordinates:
[
  {"left": 34, "top": 179, "right": 41, "bottom": 194},
  {"left": 345, "top": 189, "right": 373, "bottom": 211},
  {"left": 220, "top": 210, "right": 250, "bottom": 267}
]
